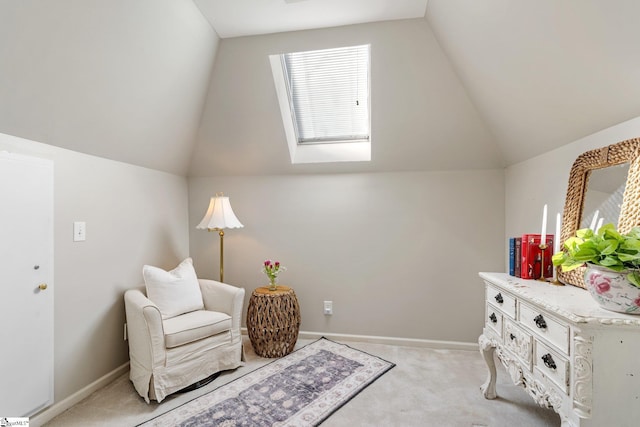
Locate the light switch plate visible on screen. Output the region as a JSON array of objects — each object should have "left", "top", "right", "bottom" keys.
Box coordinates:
[{"left": 74, "top": 221, "right": 86, "bottom": 242}]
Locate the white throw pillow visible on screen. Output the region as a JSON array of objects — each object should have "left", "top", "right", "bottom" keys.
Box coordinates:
[{"left": 143, "top": 258, "right": 204, "bottom": 319}]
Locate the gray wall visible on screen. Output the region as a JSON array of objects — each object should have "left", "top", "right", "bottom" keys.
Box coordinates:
[
  {"left": 0, "top": 133, "right": 189, "bottom": 403},
  {"left": 0, "top": 0, "right": 214, "bottom": 405},
  {"left": 189, "top": 170, "right": 505, "bottom": 344},
  {"left": 186, "top": 17, "right": 507, "bottom": 345}
]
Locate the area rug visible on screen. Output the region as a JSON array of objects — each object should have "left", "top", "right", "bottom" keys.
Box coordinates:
[{"left": 139, "top": 338, "right": 395, "bottom": 427}]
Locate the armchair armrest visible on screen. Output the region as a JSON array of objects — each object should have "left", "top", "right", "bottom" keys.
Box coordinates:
[
  {"left": 124, "top": 288, "right": 166, "bottom": 370},
  {"left": 199, "top": 279, "right": 245, "bottom": 341}
]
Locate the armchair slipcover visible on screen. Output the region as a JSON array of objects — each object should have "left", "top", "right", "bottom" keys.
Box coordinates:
[{"left": 124, "top": 279, "right": 244, "bottom": 403}]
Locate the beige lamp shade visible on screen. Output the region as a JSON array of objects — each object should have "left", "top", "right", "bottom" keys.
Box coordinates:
[{"left": 197, "top": 195, "right": 243, "bottom": 230}]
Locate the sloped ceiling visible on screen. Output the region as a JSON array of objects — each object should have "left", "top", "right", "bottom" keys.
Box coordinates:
[
  {"left": 0, "top": 0, "right": 217, "bottom": 175},
  {"left": 191, "top": 0, "right": 640, "bottom": 176},
  {"left": 425, "top": 0, "right": 640, "bottom": 165},
  {"left": 3, "top": 1, "right": 640, "bottom": 176},
  {"left": 188, "top": 18, "right": 502, "bottom": 176}
]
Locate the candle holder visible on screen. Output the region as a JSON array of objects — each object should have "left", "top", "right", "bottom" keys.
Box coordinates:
[
  {"left": 550, "top": 267, "right": 565, "bottom": 286},
  {"left": 538, "top": 243, "right": 548, "bottom": 282}
]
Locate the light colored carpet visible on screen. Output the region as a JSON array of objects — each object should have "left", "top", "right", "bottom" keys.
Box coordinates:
[{"left": 44, "top": 337, "right": 560, "bottom": 427}]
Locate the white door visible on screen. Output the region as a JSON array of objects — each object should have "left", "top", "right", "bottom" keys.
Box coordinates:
[{"left": 0, "top": 152, "right": 54, "bottom": 416}]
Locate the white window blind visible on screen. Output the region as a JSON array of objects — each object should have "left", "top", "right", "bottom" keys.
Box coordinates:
[{"left": 282, "top": 44, "right": 370, "bottom": 144}]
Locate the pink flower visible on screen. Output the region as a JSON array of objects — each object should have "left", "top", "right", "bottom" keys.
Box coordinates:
[
  {"left": 262, "top": 260, "right": 286, "bottom": 283},
  {"left": 588, "top": 272, "right": 612, "bottom": 294},
  {"left": 595, "top": 282, "right": 611, "bottom": 294},
  {"left": 634, "top": 297, "right": 640, "bottom": 307}
]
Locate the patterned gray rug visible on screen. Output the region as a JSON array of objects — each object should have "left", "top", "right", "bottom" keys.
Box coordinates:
[{"left": 139, "top": 338, "right": 395, "bottom": 426}]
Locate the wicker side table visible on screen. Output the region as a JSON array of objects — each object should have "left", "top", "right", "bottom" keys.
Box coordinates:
[{"left": 246, "top": 285, "right": 301, "bottom": 358}]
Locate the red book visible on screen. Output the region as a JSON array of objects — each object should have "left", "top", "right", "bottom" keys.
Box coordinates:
[{"left": 521, "top": 234, "right": 554, "bottom": 280}]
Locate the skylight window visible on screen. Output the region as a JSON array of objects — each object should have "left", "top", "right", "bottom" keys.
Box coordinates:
[
  {"left": 283, "top": 45, "right": 370, "bottom": 144},
  {"left": 270, "top": 44, "right": 372, "bottom": 164}
]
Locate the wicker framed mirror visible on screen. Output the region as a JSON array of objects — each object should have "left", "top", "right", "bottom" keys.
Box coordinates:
[{"left": 558, "top": 137, "right": 640, "bottom": 288}]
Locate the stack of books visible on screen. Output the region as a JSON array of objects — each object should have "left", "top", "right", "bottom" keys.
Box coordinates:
[{"left": 509, "top": 234, "right": 555, "bottom": 279}]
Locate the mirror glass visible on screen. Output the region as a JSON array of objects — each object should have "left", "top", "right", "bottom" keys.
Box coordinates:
[{"left": 580, "top": 163, "right": 629, "bottom": 230}]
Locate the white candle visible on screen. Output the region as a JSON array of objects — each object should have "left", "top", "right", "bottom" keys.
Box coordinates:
[
  {"left": 541, "top": 204, "right": 548, "bottom": 245},
  {"left": 589, "top": 210, "right": 599, "bottom": 231},
  {"left": 596, "top": 217, "right": 604, "bottom": 232},
  {"left": 554, "top": 213, "right": 561, "bottom": 254}
]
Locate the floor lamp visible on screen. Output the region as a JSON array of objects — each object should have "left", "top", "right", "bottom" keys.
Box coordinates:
[{"left": 196, "top": 193, "right": 243, "bottom": 283}]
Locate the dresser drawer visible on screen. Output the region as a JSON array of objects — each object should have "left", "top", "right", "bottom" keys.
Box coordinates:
[
  {"left": 503, "top": 319, "right": 533, "bottom": 370},
  {"left": 485, "top": 303, "right": 503, "bottom": 337},
  {"left": 519, "top": 302, "right": 569, "bottom": 354},
  {"left": 534, "top": 340, "right": 569, "bottom": 394},
  {"left": 486, "top": 284, "right": 516, "bottom": 319}
]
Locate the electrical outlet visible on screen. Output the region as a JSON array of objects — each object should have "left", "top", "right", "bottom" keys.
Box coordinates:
[{"left": 324, "top": 301, "right": 333, "bottom": 315}]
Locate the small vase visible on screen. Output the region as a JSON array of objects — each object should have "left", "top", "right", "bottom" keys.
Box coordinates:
[
  {"left": 268, "top": 279, "right": 277, "bottom": 291},
  {"left": 584, "top": 264, "right": 640, "bottom": 314}
]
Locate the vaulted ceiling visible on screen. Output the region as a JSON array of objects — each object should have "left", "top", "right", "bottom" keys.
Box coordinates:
[
  {"left": 426, "top": 0, "right": 640, "bottom": 165},
  {"left": 2, "top": 1, "right": 640, "bottom": 176}
]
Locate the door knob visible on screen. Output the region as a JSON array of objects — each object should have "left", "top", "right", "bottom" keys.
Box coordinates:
[{"left": 39, "top": 283, "right": 48, "bottom": 290}]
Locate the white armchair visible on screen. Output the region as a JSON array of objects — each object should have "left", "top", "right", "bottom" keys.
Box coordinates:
[{"left": 124, "top": 279, "right": 244, "bottom": 403}]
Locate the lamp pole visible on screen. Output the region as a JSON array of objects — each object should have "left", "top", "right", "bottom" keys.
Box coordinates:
[{"left": 217, "top": 228, "right": 224, "bottom": 282}]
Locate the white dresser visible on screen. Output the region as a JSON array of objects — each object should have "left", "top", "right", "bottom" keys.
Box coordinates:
[{"left": 479, "top": 272, "right": 640, "bottom": 427}]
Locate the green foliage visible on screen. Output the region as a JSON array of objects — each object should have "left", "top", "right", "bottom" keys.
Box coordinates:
[{"left": 552, "top": 223, "right": 640, "bottom": 288}]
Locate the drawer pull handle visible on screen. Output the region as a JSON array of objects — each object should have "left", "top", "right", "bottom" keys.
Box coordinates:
[
  {"left": 494, "top": 293, "right": 504, "bottom": 304},
  {"left": 509, "top": 333, "right": 516, "bottom": 341},
  {"left": 534, "top": 314, "right": 547, "bottom": 329},
  {"left": 489, "top": 313, "right": 497, "bottom": 323},
  {"left": 542, "top": 353, "right": 556, "bottom": 370}
]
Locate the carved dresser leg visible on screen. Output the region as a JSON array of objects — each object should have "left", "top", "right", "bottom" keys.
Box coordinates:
[{"left": 479, "top": 334, "right": 497, "bottom": 399}]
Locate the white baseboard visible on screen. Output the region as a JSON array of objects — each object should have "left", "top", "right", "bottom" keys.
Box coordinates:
[
  {"left": 240, "top": 328, "right": 477, "bottom": 351},
  {"left": 29, "top": 362, "right": 130, "bottom": 427}
]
